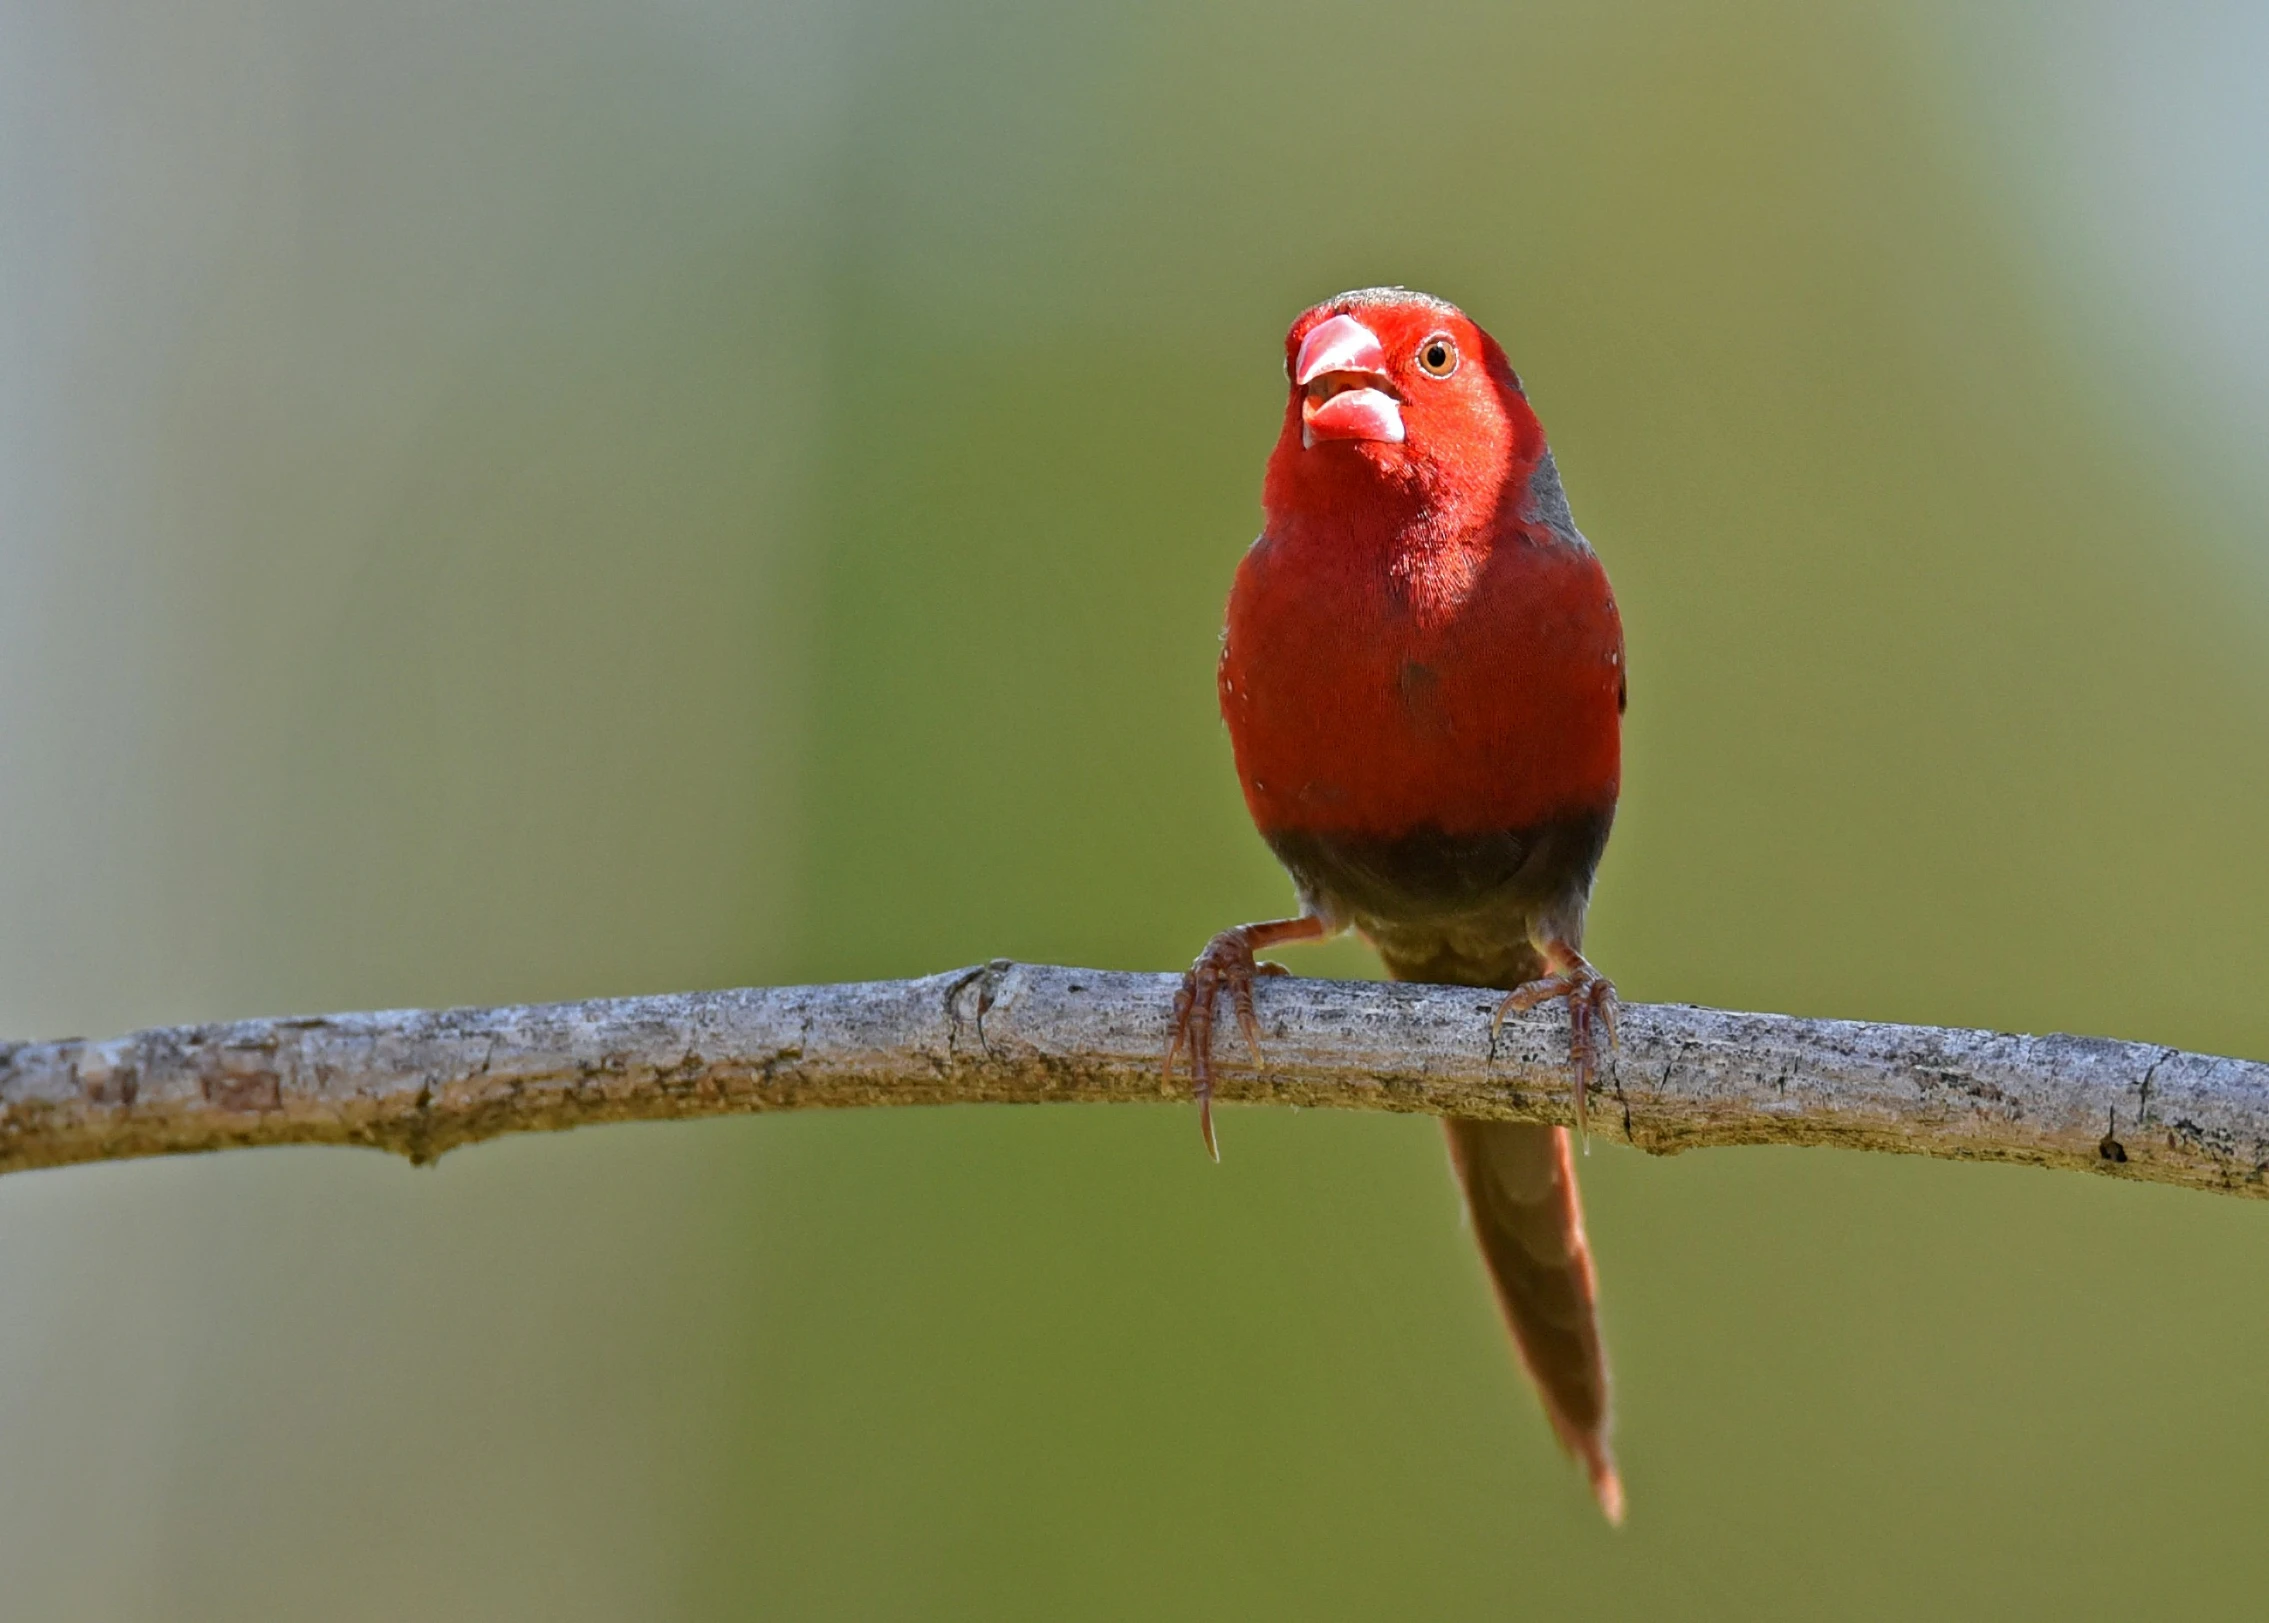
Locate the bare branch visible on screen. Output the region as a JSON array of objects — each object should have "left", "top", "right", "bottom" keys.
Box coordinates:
[{"left": 3, "top": 962, "right": 2264, "bottom": 1195}]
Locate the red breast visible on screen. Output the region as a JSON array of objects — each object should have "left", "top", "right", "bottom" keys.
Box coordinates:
[{"left": 1219, "top": 289, "right": 1624, "bottom": 840}]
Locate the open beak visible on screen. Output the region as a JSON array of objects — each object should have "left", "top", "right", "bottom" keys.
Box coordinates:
[{"left": 1295, "top": 314, "right": 1404, "bottom": 448}]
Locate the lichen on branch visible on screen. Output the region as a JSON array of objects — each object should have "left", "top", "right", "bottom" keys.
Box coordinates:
[{"left": 3, "top": 962, "right": 2264, "bottom": 1196}]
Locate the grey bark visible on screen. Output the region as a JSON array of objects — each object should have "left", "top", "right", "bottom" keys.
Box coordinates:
[{"left": 3, "top": 962, "right": 2264, "bottom": 1196}]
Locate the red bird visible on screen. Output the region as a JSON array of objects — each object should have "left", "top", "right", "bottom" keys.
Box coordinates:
[{"left": 1166, "top": 288, "right": 1628, "bottom": 1522}]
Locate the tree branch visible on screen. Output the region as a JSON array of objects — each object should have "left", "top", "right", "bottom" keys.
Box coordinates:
[{"left": 3, "top": 961, "right": 2264, "bottom": 1195}]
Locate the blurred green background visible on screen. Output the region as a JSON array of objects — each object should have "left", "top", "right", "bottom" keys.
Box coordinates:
[{"left": 3, "top": 1, "right": 2266, "bottom": 1617}]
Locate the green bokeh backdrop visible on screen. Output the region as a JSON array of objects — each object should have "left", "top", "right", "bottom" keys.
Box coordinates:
[{"left": 2, "top": 2, "right": 2263, "bottom": 1617}]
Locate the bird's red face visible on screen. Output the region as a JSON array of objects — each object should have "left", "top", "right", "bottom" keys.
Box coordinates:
[{"left": 1263, "top": 289, "right": 1546, "bottom": 527}]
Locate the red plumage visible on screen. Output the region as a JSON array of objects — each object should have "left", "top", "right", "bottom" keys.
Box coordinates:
[
  {"left": 1169, "top": 288, "right": 1628, "bottom": 1522},
  {"left": 1229, "top": 294, "right": 1622, "bottom": 840}
]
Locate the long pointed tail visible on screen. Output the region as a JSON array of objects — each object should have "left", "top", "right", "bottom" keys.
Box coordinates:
[{"left": 1442, "top": 1118, "right": 1623, "bottom": 1524}]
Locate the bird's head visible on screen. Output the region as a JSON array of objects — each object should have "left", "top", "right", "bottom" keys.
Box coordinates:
[{"left": 1263, "top": 288, "right": 1546, "bottom": 530}]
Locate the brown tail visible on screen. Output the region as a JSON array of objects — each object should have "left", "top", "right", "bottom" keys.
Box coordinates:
[{"left": 1442, "top": 1118, "right": 1624, "bottom": 1524}]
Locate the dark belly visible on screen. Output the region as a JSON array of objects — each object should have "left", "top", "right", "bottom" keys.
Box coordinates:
[{"left": 1261, "top": 806, "right": 1615, "bottom": 987}]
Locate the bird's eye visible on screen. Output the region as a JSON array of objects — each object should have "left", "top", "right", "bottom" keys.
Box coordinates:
[{"left": 1416, "top": 333, "right": 1459, "bottom": 378}]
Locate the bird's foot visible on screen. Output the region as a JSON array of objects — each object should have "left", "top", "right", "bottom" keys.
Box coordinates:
[
  {"left": 1164, "top": 915, "right": 1326, "bottom": 1159},
  {"left": 1494, "top": 956, "right": 1618, "bottom": 1141}
]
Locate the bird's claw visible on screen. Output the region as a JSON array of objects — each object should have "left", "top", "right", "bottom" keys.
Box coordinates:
[
  {"left": 1494, "top": 962, "right": 1619, "bottom": 1144},
  {"left": 1165, "top": 929, "right": 1274, "bottom": 1161}
]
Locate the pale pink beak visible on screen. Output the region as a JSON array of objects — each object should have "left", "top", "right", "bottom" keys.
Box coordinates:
[{"left": 1294, "top": 314, "right": 1404, "bottom": 448}]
